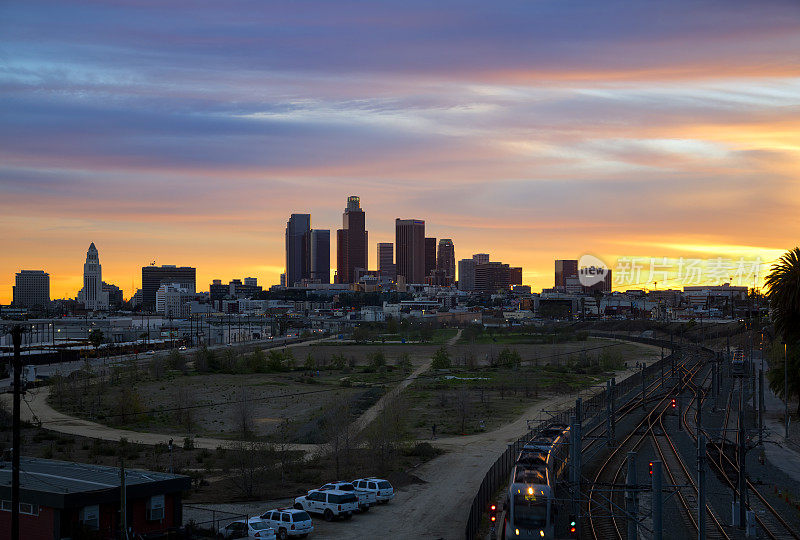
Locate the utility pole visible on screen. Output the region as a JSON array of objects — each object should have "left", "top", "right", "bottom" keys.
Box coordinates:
[
  {"left": 11, "top": 325, "right": 23, "bottom": 540},
  {"left": 759, "top": 370, "right": 764, "bottom": 447},
  {"left": 652, "top": 460, "right": 663, "bottom": 540},
  {"left": 641, "top": 365, "right": 646, "bottom": 410},
  {"left": 678, "top": 391, "right": 683, "bottom": 431},
  {"left": 626, "top": 452, "right": 638, "bottom": 540},
  {"left": 570, "top": 417, "right": 579, "bottom": 527},
  {"left": 698, "top": 434, "right": 707, "bottom": 540},
  {"left": 696, "top": 387, "right": 703, "bottom": 445},
  {"left": 738, "top": 403, "right": 746, "bottom": 529},
  {"left": 120, "top": 458, "right": 128, "bottom": 539},
  {"left": 606, "top": 378, "right": 615, "bottom": 445}
]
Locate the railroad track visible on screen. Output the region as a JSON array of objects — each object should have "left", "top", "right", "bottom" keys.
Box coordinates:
[
  {"left": 587, "top": 348, "right": 705, "bottom": 540},
  {"left": 683, "top": 353, "right": 800, "bottom": 540},
  {"left": 651, "top": 366, "right": 730, "bottom": 539}
]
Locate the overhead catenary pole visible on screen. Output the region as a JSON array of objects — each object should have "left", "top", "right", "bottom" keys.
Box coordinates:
[
  {"left": 11, "top": 325, "right": 23, "bottom": 540},
  {"left": 120, "top": 458, "right": 128, "bottom": 540},
  {"left": 785, "top": 343, "right": 789, "bottom": 440},
  {"left": 759, "top": 370, "right": 764, "bottom": 447},
  {"left": 626, "top": 452, "right": 639, "bottom": 540},
  {"left": 738, "top": 401, "right": 746, "bottom": 529},
  {"left": 652, "top": 460, "right": 663, "bottom": 540},
  {"left": 698, "top": 434, "right": 707, "bottom": 540}
]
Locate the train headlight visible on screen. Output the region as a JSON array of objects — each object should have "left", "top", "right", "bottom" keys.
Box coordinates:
[
  {"left": 540, "top": 531, "right": 545, "bottom": 537},
  {"left": 515, "top": 528, "right": 519, "bottom": 536},
  {"left": 527, "top": 487, "right": 533, "bottom": 495}
]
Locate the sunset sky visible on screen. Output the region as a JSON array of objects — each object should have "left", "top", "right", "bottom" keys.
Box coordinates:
[{"left": 2, "top": 0, "right": 799, "bottom": 303}]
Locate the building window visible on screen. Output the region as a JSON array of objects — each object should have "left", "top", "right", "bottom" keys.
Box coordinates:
[
  {"left": 0, "top": 500, "right": 38, "bottom": 515},
  {"left": 80, "top": 505, "right": 99, "bottom": 530},
  {"left": 147, "top": 494, "right": 165, "bottom": 521}
]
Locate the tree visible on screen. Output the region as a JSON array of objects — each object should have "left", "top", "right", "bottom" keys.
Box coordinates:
[
  {"left": 88, "top": 330, "right": 104, "bottom": 354},
  {"left": 431, "top": 346, "right": 451, "bottom": 370},
  {"left": 766, "top": 248, "right": 800, "bottom": 344},
  {"left": 765, "top": 248, "right": 800, "bottom": 413},
  {"left": 498, "top": 347, "right": 521, "bottom": 368},
  {"left": 369, "top": 349, "right": 386, "bottom": 370},
  {"left": 235, "top": 385, "right": 255, "bottom": 437},
  {"left": 352, "top": 325, "right": 370, "bottom": 343}
]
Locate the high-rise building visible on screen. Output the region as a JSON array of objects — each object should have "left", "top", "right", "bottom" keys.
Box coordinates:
[
  {"left": 310, "top": 229, "right": 331, "bottom": 284},
  {"left": 437, "top": 239, "right": 456, "bottom": 284},
  {"left": 102, "top": 282, "right": 124, "bottom": 309},
  {"left": 77, "top": 242, "right": 109, "bottom": 310},
  {"left": 555, "top": 259, "right": 579, "bottom": 289},
  {"left": 457, "top": 259, "right": 475, "bottom": 291},
  {"left": 424, "top": 237, "right": 437, "bottom": 278},
  {"left": 377, "top": 242, "right": 395, "bottom": 281},
  {"left": 582, "top": 270, "right": 613, "bottom": 293},
  {"left": 285, "top": 213, "right": 311, "bottom": 287},
  {"left": 395, "top": 219, "right": 426, "bottom": 284},
  {"left": 473, "top": 253, "right": 490, "bottom": 265},
  {"left": 510, "top": 267, "right": 523, "bottom": 286},
  {"left": 142, "top": 265, "right": 196, "bottom": 308},
  {"left": 336, "top": 196, "right": 368, "bottom": 283},
  {"left": 475, "top": 262, "right": 513, "bottom": 293},
  {"left": 12, "top": 270, "right": 50, "bottom": 309}
]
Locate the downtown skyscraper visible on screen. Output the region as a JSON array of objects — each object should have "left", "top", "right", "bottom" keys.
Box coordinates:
[
  {"left": 395, "top": 219, "right": 425, "bottom": 284},
  {"left": 336, "top": 196, "right": 368, "bottom": 283},
  {"left": 285, "top": 213, "right": 330, "bottom": 286},
  {"left": 285, "top": 213, "right": 311, "bottom": 287}
]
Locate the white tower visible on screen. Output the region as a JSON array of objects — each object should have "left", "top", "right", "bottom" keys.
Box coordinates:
[{"left": 77, "top": 242, "right": 109, "bottom": 310}]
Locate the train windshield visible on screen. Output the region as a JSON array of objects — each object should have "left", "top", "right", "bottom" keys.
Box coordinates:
[{"left": 513, "top": 494, "right": 548, "bottom": 528}]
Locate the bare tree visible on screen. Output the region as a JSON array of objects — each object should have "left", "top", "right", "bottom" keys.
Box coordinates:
[
  {"left": 235, "top": 385, "right": 254, "bottom": 437},
  {"left": 226, "top": 441, "right": 275, "bottom": 499},
  {"left": 322, "top": 394, "right": 354, "bottom": 478},
  {"left": 364, "top": 395, "right": 408, "bottom": 473},
  {"left": 456, "top": 383, "right": 471, "bottom": 433},
  {"left": 174, "top": 383, "right": 195, "bottom": 432}
]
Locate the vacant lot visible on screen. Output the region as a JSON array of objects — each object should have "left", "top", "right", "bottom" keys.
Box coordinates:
[{"left": 403, "top": 338, "right": 658, "bottom": 438}]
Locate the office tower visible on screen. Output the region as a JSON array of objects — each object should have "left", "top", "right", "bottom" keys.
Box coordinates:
[
  {"left": 286, "top": 213, "right": 311, "bottom": 287},
  {"left": 424, "top": 237, "right": 437, "bottom": 278},
  {"left": 555, "top": 259, "right": 579, "bottom": 289},
  {"left": 12, "top": 270, "right": 50, "bottom": 308},
  {"left": 336, "top": 196, "right": 368, "bottom": 283},
  {"left": 310, "top": 229, "right": 331, "bottom": 283},
  {"left": 77, "top": 242, "right": 109, "bottom": 310},
  {"left": 141, "top": 265, "right": 196, "bottom": 308},
  {"left": 473, "top": 253, "right": 490, "bottom": 265},
  {"left": 437, "top": 239, "right": 456, "bottom": 284},
  {"left": 395, "top": 219, "right": 426, "bottom": 283},
  {"left": 583, "top": 270, "right": 613, "bottom": 293},
  {"left": 378, "top": 242, "right": 396, "bottom": 280},
  {"left": 510, "top": 267, "right": 523, "bottom": 286},
  {"left": 244, "top": 277, "right": 258, "bottom": 287},
  {"left": 102, "top": 282, "right": 124, "bottom": 309},
  {"left": 475, "top": 262, "right": 513, "bottom": 293},
  {"left": 457, "top": 259, "right": 475, "bottom": 291}
]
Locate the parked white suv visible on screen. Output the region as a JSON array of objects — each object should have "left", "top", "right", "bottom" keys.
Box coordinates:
[
  {"left": 218, "top": 517, "right": 276, "bottom": 539},
  {"left": 318, "top": 481, "right": 377, "bottom": 511},
  {"left": 294, "top": 489, "right": 359, "bottom": 521},
  {"left": 257, "top": 508, "right": 313, "bottom": 539},
  {"left": 352, "top": 478, "right": 395, "bottom": 503}
]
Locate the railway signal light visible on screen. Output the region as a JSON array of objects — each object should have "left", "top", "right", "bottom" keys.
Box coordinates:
[
  {"left": 671, "top": 398, "right": 676, "bottom": 408},
  {"left": 569, "top": 516, "right": 577, "bottom": 535},
  {"left": 649, "top": 461, "right": 654, "bottom": 476},
  {"left": 489, "top": 503, "right": 497, "bottom": 522}
]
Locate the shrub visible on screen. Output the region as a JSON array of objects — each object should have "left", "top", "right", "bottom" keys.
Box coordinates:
[
  {"left": 267, "top": 350, "right": 285, "bottom": 371},
  {"left": 431, "top": 347, "right": 451, "bottom": 370},
  {"left": 369, "top": 349, "right": 387, "bottom": 369}
]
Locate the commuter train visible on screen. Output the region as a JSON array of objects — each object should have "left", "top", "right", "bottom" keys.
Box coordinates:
[
  {"left": 731, "top": 348, "right": 747, "bottom": 376},
  {"left": 503, "top": 424, "right": 570, "bottom": 539}
]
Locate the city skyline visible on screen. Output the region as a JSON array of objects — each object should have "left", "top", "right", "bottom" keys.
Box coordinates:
[{"left": 2, "top": 1, "right": 798, "bottom": 302}]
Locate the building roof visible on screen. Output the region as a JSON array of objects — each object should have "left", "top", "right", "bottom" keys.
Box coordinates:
[{"left": 0, "top": 458, "right": 190, "bottom": 509}]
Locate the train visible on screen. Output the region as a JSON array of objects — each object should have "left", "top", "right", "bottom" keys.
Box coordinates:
[
  {"left": 503, "top": 424, "right": 570, "bottom": 539},
  {"left": 731, "top": 348, "right": 747, "bottom": 376}
]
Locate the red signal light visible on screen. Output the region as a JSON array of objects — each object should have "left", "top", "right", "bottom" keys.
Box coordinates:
[
  {"left": 649, "top": 461, "right": 654, "bottom": 476},
  {"left": 671, "top": 398, "right": 676, "bottom": 408}
]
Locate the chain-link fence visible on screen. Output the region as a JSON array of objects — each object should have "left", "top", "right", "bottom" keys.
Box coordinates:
[{"left": 464, "top": 334, "right": 685, "bottom": 540}]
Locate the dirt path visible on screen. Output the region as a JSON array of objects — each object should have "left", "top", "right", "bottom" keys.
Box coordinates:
[
  {"left": 349, "top": 329, "right": 462, "bottom": 436},
  {"left": 1, "top": 333, "right": 463, "bottom": 455}
]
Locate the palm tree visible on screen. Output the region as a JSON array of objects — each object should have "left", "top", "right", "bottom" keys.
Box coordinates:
[{"left": 765, "top": 248, "right": 800, "bottom": 413}]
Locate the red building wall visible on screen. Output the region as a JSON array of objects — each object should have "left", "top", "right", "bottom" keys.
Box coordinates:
[{"left": 0, "top": 505, "right": 56, "bottom": 540}]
